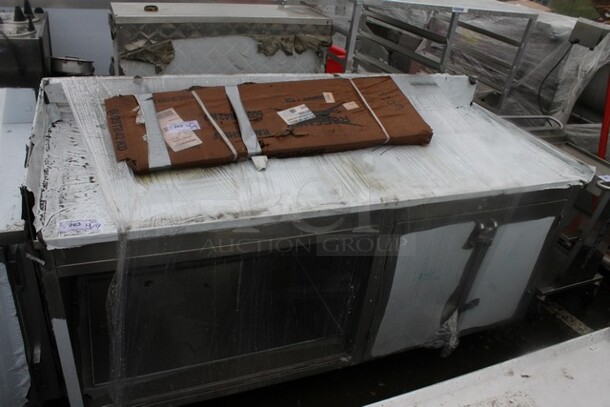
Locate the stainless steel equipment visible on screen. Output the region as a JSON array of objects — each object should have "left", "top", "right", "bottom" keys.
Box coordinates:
[
  {"left": 0, "top": 8, "right": 51, "bottom": 88},
  {"left": 109, "top": 2, "right": 332, "bottom": 76},
  {"left": 22, "top": 73, "right": 592, "bottom": 406},
  {"left": 51, "top": 56, "right": 94, "bottom": 76},
  {"left": 343, "top": 0, "right": 538, "bottom": 110}
]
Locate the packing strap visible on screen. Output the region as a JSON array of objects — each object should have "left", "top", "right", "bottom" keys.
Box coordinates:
[
  {"left": 190, "top": 90, "right": 239, "bottom": 162},
  {"left": 347, "top": 79, "right": 391, "bottom": 144},
  {"left": 134, "top": 93, "right": 172, "bottom": 169},
  {"left": 225, "top": 85, "right": 268, "bottom": 171}
]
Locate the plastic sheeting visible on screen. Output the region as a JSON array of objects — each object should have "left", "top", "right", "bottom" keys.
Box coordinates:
[
  {"left": 0, "top": 262, "right": 30, "bottom": 407},
  {"left": 26, "top": 74, "right": 593, "bottom": 250},
  {"left": 331, "top": 1, "right": 608, "bottom": 124}
]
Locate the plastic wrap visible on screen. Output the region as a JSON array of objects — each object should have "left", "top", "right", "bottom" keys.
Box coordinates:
[
  {"left": 26, "top": 73, "right": 594, "bottom": 406},
  {"left": 26, "top": 74, "right": 593, "bottom": 249},
  {"left": 0, "top": 262, "right": 30, "bottom": 407},
  {"left": 565, "top": 123, "right": 610, "bottom": 159},
  {"left": 340, "top": 3, "right": 595, "bottom": 120}
]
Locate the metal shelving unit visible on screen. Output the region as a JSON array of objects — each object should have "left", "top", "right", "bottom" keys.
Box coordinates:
[{"left": 344, "top": 0, "right": 538, "bottom": 109}]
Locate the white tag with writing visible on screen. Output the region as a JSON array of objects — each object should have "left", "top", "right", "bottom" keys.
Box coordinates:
[
  {"left": 277, "top": 104, "right": 315, "bottom": 125},
  {"left": 323, "top": 92, "right": 335, "bottom": 103},
  {"left": 157, "top": 108, "right": 203, "bottom": 152},
  {"left": 452, "top": 6, "right": 468, "bottom": 13},
  {"left": 59, "top": 219, "right": 103, "bottom": 235},
  {"left": 343, "top": 101, "right": 359, "bottom": 110},
  {"left": 166, "top": 120, "right": 201, "bottom": 133}
]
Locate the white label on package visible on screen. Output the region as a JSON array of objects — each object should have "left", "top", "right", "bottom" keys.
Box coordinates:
[
  {"left": 166, "top": 120, "right": 201, "bottom": 133},
  {"left": 343, "top": 101, "right": 359, "bottom": 110},
  {"left": 277, "top": 104, "right": 315, "bottom": 125},
  {"left": 157, "top": 108, "right": 203, "bottom": 152},
  {"left": 59, "top": 219, "right": 102, "bottom": 235},
  {"left": 452, "top": 7, "right": 468, "bottom": 13},
  {"left": 323, "top": 92, "right": 335, "bottom": 103},
  {"left": 599, "top": 175, "right": 610, "bottom": 182}
]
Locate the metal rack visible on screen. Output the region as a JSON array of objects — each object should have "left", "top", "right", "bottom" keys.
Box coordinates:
[{"left": 344, "top": 0, "right": 538, "bottom": 109}]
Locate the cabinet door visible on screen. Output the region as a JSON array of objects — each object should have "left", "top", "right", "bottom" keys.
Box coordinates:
[
  {"left": 371, "top": 222, "right": 476, "bottom": 357},
  {"left": 458, "top": 217, "right": 555, "bottom": 331}
]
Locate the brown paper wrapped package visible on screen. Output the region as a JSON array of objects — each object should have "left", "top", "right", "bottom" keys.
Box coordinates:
[{"left": 104, "top": 77, "right": 433, "bottom": 174}]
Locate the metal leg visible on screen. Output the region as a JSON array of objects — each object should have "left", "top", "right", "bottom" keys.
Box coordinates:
[
  {"left": 344, "top": 2, "right": 364, "bottom": 73},
  {"left": 557, "top": 189, "right": 610, "bottom": 280},
  {"left": 440, "top": 12, "right": 459, "bottom": 72},
  {"left": 499, "top": 16, "right": 537, "bottom": 109},
  {"left": 38, "top": 261, "right": 84, "bottom": 407}
]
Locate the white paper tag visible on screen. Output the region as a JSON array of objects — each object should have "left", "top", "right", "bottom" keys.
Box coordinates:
[
  {"left": 157, "top": 108, "right": 203, "bottom": 152},
  {"left": 323, "top": 92, "right": 335, "bottom": 103},
  {"left": 599, "top": 175, "right": 610, "bottom": 182},
  {"left": 452, "top": 6, "right": 468, "bottom": 13},
  {"left": 277, "top": 104, "right": 315, "bottom": 125},
  {"left": 343, "top": 101, "right": 359, "bottom": 110},
  {"left": 59, "top": 219, "right": 102, "bottom": 235}
]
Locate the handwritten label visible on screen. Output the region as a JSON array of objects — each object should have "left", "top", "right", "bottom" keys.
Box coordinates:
[
  {"left": 452, "top": 6, "right": 468, "bottom": 13},
  {"left": 323, "top": 92, "right": 335, "bottom": 103},
  {"left": 59, "top": 219, "right": 102, "bottom": 235},
  {"left": 157, "top": 108, "right": 203, "bottom": 152},
  {"left": 166, "top": 120, "right": 201, "bottom": 133},
  {"left": 277, "top": 104, "right": 315, "bottom": 125},
  {"left": 343, "top": 101, "right": 359, "bottom": 110}
]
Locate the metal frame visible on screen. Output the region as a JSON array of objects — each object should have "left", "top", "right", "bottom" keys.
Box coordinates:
[
  {"left": 27, "top": 184, "right": 578, "bottom": 406},
  {"left": 343, "top": 0, "right": 538, "bottom": 109}
]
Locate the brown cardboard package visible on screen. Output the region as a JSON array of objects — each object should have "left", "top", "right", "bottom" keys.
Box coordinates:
[{"left": 104, "top": 76, "right": 433, "bottom": 174}]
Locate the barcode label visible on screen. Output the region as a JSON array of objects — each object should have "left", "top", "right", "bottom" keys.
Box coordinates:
[
  {"left": 157, "top": 108, "right": 203, "bottom": 152},
  {"left": 277, "top": 104, "right": 315, "bottom": 125}
]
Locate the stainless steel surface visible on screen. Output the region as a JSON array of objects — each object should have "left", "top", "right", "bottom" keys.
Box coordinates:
[
  {"left": 51, "top": 56, "right": 94, "bottom": 75},
  {"left": 0, "top": 0, "right": 279, "bottom": 9},
  {"left": 350, "top": 0, "right": 539, "bottom": 18},
  {"left": 110, "top": 2, "right": 331, "bottom": 25},
  {"left": 0, "top": 88, "right": 36, "bottom": 244},
  {"left": 110, "top": 3, "right": 331, "bottom": 75},
  {"left": 0, "top": 10, "right": 51, "bottom": 87}
]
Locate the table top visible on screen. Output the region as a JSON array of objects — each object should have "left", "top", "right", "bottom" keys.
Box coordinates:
[{"left": 26, "top": 74, "right": 593, "bottom": 249}]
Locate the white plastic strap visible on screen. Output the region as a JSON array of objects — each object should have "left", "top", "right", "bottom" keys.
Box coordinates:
[
  {"left": 225, "top": 85, "right": 267, "bottom": 171},
  {"left": 134, "top": 93, "right": 171, "bottom": 169},
  {"left": 225, "top": 86, "right": 262, "bottom": 156},
  {"left": 348, "top": 79, "right": 391, "bottom": 144},
  {"left": 191, "top": 90, "right": 238, "bottom": 162}
]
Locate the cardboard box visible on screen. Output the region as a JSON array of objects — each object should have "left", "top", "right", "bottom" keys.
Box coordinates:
[{"left": 104, "top": 76, "right": 433, "bottom": 174}]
